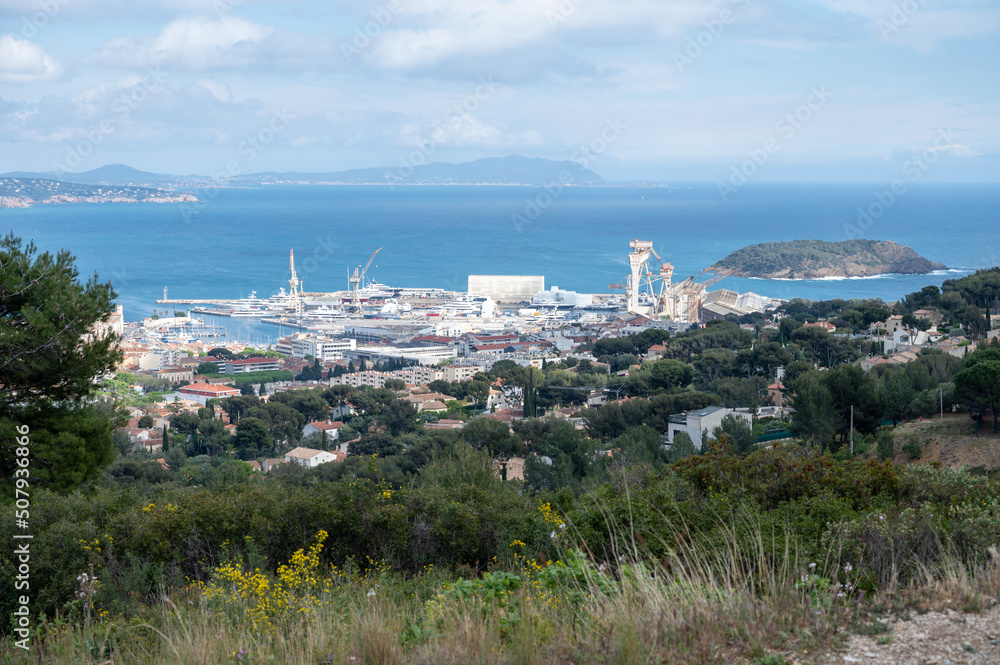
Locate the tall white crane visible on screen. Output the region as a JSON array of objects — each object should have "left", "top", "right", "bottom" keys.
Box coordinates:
[
  {"left": 627, "top": 239, "right": 654, "bottom": 313},
  {"left": 288, "top": 249, "right": 303, "bottom": 318},
  {"left": 349, "top": 247, "right": 382, "bottom": 310}
]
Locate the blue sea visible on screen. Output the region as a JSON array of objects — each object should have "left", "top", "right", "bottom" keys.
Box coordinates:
[{"left": 4, "top": 183, "right": 998, "bottom": 342}]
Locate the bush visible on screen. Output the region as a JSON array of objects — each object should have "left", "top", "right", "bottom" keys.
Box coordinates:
[
  {"left": 902, "top": 435, "right": 922, "bottom": 460},
  {"left": 876, "top": 429, "right": 895, "bottom": 460}
]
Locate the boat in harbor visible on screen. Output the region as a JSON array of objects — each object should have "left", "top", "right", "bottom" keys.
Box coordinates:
[
  {"left": 302, "top": 305, "right": 351, "bottom": 322},
  {"left": 226, "top": 291, "right": 268, "bottom": 317}
]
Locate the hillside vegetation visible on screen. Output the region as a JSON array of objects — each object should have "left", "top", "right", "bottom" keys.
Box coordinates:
[{"left": 2, "top": 238, "right": 999, "bottom": 664}]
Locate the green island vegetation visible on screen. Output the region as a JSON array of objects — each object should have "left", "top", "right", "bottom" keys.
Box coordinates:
[
  {"left": 2, "top": 233, "right": 999, "bottom": 664},
  {"left": 709, "top": 239, "right": 947, "bottom": 279}
]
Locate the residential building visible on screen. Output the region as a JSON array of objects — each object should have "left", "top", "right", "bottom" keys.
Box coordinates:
[
  {"left": 665, "top": 406, "right": 752, "bottom": 450},
  {"left": 803, "top": 321, "right": 837, "bottom": 333},
  {"left": 443, "top": 365, "right": 479, "bottom": 382},
  {"left": 224, "top": 357, "right": 283, "bottom": 374},
  {"left": 156, "top": 366, "right": 195, "bottom": 383},
  {"left": 767, "top": 382, "right": 786, "bottom": 407},
  {"left": 285, "top": 447, "right": 341, "bottom": 468},
  {"left": 178, "top": 382, "right": 241, "bottom": 404},
  {"left": 291, "top": 335, "right": 357, "bottom": 361},
  {"left": 303, "top": 420, "right": 345, "bottom": 439}
]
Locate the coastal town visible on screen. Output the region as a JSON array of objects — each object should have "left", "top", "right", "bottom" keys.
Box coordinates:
[{"left": 105, "top": 239, "right": 996, "bottom": 478}]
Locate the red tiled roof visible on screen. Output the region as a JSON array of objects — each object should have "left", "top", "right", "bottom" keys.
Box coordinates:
[
  {"left": 308, "top": 420, "right": 344, "bottom": 430},
  {"left": 180, "top": 383, "right": 240, "bottom": 394}
]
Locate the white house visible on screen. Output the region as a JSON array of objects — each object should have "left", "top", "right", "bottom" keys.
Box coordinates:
[
  {"left": 665, "top": 406, "right": 752, "bottom": 450},
  {"left": 285, "top": 446, "right": 341, "bottom": 468},
  {"left": 302, "top": 420, "right": 344, "bottom": 439}
]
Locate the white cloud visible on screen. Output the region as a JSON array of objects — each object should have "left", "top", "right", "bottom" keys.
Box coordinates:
[
  {"left": 365, "top": 0, "right": 725, "bottom": 71},
  {"left": 196, "top": 78, "right": 233, "bottom": 102},
  {"left": 923, "top": 142, "right": 981, "bottom": 157},
  {"left": 0, "top": 34, "right": 61, "bottom": 83},
  {"left": 92, "top": 16, "right": 274, "bottom": 69}
]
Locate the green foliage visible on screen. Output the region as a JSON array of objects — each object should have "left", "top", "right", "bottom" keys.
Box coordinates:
[
  {"left": 460, "top": 417, "right": 521, "bottom": 457},
  {"left": 711, "top": 239, "right": 928, "bottom": 277},
  {"left": 349, "top": 431, "right": 403, "bottom": 457},
  {"left": 196, "top": 361, "right": 219, "bottom": 375},
  {"left": 0, "top": 233, "right": 122, "bottom": 413},
  {"left": 954, "top": 348, "right": 1000, "bottom": 432},
  {"left": 647, "top": 358, "right": 694, "bottom": 393},
  {"left": 714, "top": 413, "right": 755, "bottom": 455},
  {"left": 137, "top": 414, "right": 154, "bottom": 428},
  {"left": 902, "top": 435, "right": 922, "bottom": 460},
  {"left": 1, "top": 400, "right": 120, "bottom": 494},
  {"left": 876, "top": 428, "right": 895, "bottom": 460},
  {"left": 666, "top": 430, "right": 696, "bottom": 463},
  {"left": 0, "top": 234, "right": 124, "bottom": 492},
  {"left": 233, "top": 417, "right": 272, "bottom": 459},
  {"left": 790, "top": 372, "right": 837, "bottom": 446}
]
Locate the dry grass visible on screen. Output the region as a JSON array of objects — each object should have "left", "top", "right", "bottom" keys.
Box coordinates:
[{"left": 4, "top": 514, "right": 998, "bottom": 665}]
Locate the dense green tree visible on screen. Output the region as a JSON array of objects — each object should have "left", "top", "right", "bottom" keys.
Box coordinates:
[
  {"left": 693, "top": 348, "right": 736, "bottom": 385},
  {"left": 1, "top": 401, "right": 119, "bottom": 492},
  {"left": 874, "top": 366, "right": 918, "bottom": 427},
  {"left": 112, "top": 428, "right": 131, "bottom": 455},
  {"left": 612, "top": 424, "right": 667, "bottom": 466},
  {"left": 233, "top": 417, "right": 272, "bottom": 460},
  {"left": 219, "top": 395, "right": 261, "bottom": 421},
  {"left": 0, "top": 234, "right": 125, "bottom": 492},
  {"left": 648, "top": 359, "right": 694, "bottom": 393},
  {"left": 713, "top": 413, "right": 755, "bottom": 455},
  {"left": 954, "top": 348, "right": 1000, "bottom": 433},
  {"left": 461, "top": 417, "right": 520, "bottom": 457},
  {"left": 383, "top": 378, "right": 406, "bottom": 391},
  {"left": 197, "top": 361, "right": 219, "bottom": 375},
  {"left": 710, "top": 376, "right": 769, "bottom": 414},
  {"left": 822, "top": 364, "right": 879, "bottom": 439},
  {"left": 137, "top": 414, "right": 154, "bottom": 428},
  {"left": 348, "top": 431, "right": 403, "bottom": 457},
  {"left": 270, "top": 388, "right": 329, "bottom": 422},
  {"left": 666, "top": 430, "right": 696, "bottom": 463},
  {"left": 790, "top": 372, "right": 837, "bottom": 446},
  {"left": 737, "top": 342, "right": 792, "bottom": 380},
  {"left": 0, "top": 234, "right": 122, "bottom": 412}
]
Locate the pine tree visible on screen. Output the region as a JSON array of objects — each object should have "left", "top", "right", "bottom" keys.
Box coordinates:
[{"left": 1, "top": 233, "right": 124, "bottom": 491}]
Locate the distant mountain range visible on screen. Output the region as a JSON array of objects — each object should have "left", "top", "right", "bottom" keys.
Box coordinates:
[{"left": 1, "top": 155, "right": 606, "bottom": 189}]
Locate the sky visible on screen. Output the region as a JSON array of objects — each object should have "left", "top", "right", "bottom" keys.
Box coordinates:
[{"left": 0, "top": 0, "right": 998, "bottom": 182}]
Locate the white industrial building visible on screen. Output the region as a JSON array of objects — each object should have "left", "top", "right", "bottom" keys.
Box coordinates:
[{"left": 468, "top": 275, "right": 545, "bottom": 302}]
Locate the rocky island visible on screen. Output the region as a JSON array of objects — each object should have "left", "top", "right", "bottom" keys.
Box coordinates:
[
  {"left": 0, "top": 177, "right": 199, "bottom": 208},
  {"left": 708, "top": 239, "right": 947, "bottom": 279}
]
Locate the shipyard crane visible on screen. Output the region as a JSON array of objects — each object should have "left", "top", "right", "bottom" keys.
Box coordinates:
[
  {"left": 288, "top": 249, "right": 303, "bottom": 317},
  {"left": 349, "top": 247, "right": 382, "bottom": 310},
  {"left": 609, "top": 239, "right": 733, "bottom": 321}
]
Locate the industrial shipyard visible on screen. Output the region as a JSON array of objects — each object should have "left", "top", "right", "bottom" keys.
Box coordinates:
[{"left": 154, "top": 239, "right": 783, "bottom": 339}]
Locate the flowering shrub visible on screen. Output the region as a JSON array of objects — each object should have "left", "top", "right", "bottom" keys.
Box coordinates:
[{"left": 195, "top": 530, "right": 337, "bottom": 630}]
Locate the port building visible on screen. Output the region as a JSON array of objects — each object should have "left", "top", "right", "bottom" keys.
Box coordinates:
[{"left": 468, "top": 275, "right": 544, "bottom": 303}]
